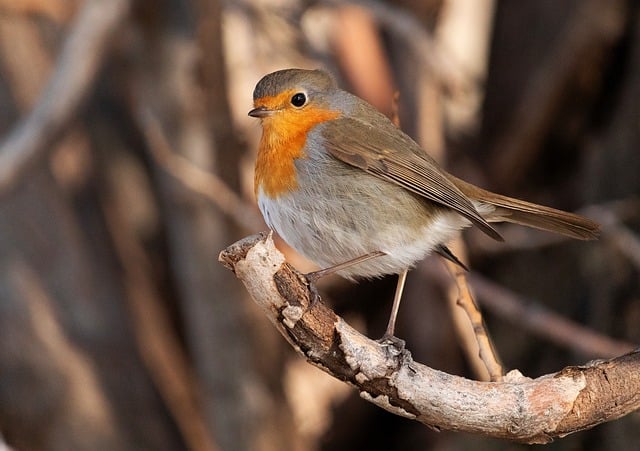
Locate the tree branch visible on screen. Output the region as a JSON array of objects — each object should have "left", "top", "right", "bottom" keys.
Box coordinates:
[
  {"left": 136, "top": 109, "right": 264, "bottom": 232},
  {"left": 443, "top": 252, "right": 504, "bottom": 382},
  {"left": 219, "top": 233, "right": 640, "bottom": 444},
  {"left": 469, "top": 274, "right": 637, "bottom": 359}
]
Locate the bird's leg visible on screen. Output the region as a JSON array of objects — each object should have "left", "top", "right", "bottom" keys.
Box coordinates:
[
  {"left": 375, "top": 269, "right": 409, "bottom": 353},
  {"left": 382, "top": 269, "right": 408, "bottom": 339},
  {"left": 305, "top": 251, "right": 386, "bottom": 305},
  {"left": 305, "top": 251, "right": 386, "bottom": 283}
]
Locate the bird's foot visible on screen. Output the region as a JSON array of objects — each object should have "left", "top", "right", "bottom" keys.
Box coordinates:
[
  {"left": 305, "top": 274, "right": 322, "bottom": 308},
  {"left": 377, "top": 334, "right": 406, "bottom": 356}
]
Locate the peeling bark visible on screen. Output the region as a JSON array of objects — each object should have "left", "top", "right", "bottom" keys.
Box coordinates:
[{"left": 220, "top": 233, "right": 640, "bottom": 444}]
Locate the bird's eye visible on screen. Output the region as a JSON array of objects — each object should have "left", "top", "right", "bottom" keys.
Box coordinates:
[{"left": 290, "top": 92, "right": 307, "bottom": 107}]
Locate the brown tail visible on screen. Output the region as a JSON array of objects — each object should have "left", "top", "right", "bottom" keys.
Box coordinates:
[{"left": 450, "top": 176, "right": 600, "bottom": 241}]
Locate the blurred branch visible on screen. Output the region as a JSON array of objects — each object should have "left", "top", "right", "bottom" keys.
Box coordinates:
[
  {"left": 220, "top": 233, "right": 640, "bottom": 443},
  {"left": 7, "top": 261, "right": 122, "bottom": 448},
  {"left": 471, "top": 199, "right": 640, "bottom": 271},
  {"left": 0, "top": 13, "right": 53, "bottom": 110},
  {"left": 323, "top": 0, "right": 474, "bottom": 98},
  {"left": 489, "top": 0, "right": 627, "bottom": 188},
  {"left": 586, "top": 203, "right": 640, "bottom": 271},
  {"left": 0, "top": 0, "right": 130, "bottom": 194},
  {"left": 136, "top": 109, "right": 264, "bottom": 232},
  {"left": 0, "top": 433, "right": 13, "bottom": 451},
  {"left": 331, "top": 5, "right": 395, "bottom": 116},
  {"left": 469, "top": 274, "right": 637, "bottom": 359},
  {"left": 0, "top": 0, "right": 78, "bottom": 22},
  {"left": 104, "top": 203, "right": 219, "bottom": 451}
]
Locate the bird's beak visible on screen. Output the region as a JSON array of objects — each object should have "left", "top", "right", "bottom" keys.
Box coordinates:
[{"left": 248, "top": 106, "right": 274, "bottom": 118}]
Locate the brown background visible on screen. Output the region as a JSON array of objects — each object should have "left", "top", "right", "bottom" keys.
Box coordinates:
[{"left": 0, "top": 0, "right": 638, "bottom": 450}]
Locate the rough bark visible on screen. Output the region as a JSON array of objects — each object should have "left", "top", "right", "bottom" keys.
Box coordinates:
[{"left": 220, "top": 233, "right": 640, "bottom": 444}]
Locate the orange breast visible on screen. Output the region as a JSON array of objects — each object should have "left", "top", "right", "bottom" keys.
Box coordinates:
[{"left": 254, "top": 105, "right": 340, "bottom": 198}]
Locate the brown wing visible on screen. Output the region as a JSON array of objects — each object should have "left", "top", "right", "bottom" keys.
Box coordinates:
[{"left": 321, "top": 117, "right": 503, "bottom": 241}]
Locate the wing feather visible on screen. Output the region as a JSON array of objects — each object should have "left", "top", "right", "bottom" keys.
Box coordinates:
[{"left": 321, "top": 118, "right": 502, "bottom": 241}]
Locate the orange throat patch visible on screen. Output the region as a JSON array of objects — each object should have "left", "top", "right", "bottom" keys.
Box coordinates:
[{"left": 254, "top": 103, "right": 340, "bottom": 199}]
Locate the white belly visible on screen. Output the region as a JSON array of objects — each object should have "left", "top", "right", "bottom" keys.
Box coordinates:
[{"left": 257, "top": 186, "right": 469, "bottom": 280}]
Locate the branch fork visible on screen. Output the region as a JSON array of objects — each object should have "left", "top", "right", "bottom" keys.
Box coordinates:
[{"left": 219, "top": 232, "right": 640, "bottom": 444}]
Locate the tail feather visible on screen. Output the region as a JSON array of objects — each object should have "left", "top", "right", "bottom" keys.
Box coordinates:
[{"left": 450, "top": 176, "right": 600, "bottom": 241}]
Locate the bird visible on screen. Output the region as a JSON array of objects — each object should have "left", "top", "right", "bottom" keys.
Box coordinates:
[{"left": 248, "top": 68, "right": 599, "bottom": 339}]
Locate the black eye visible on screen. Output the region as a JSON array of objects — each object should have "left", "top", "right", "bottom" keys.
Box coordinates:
[{"left": 291, "top": 92, "right": 307, "bottom": 107}]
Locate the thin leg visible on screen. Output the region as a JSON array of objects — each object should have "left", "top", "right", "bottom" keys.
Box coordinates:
[
  {"left": 306, "top": 251, "right": 386, "bottom": 283},
  {"left": 383, "top": 269, "right": 408, "bottom": 338}
]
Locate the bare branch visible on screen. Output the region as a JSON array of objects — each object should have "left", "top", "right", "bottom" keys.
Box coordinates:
[
  {"left": 587, "top": 203, "right": 640, "bottom": 271},
  {"left": 0, "top": 0, "right": 78, "bottom": 22},
  {"left": 104, "top": 203, "right": 220, "bottom": 451},
  {"left": 0, "top": 0, "right": 130, "bottom": 194},
  {"left": 471, "top": 199, "right": 640, "bottom": 256},
  {"left": 443, "top": 254, "right": 503, "bottom": 381},
  {"left": 136, "top": 109, "right": 264, "bottom": 232},
  {"left": 469, "top": 274, "right": 637, "bottom": 359},
  {"left": 219, "top": 233, "right": 640, "bottom": 444}
]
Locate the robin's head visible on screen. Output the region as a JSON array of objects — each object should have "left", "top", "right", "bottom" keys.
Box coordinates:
[
  {"left": 248, "top": 69, "right": 339, "bottom": 120},
  {"left": 250, "top": 69, "right": 343, "bottom": 198}
]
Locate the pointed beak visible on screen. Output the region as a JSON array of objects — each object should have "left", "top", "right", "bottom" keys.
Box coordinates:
[{"left": 248, "top": 106, "right": 274, "bottom": 118}]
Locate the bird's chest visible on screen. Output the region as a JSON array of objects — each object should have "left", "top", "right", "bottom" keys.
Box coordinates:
[
  {"left": 256, "top": 151, "right": 332, "bottom": 231},
  {"left": 256, "top": 152, "right": 355, "bottom": 251},
  {"left": 253, "top": 109, "right": 341, "bottom": 199},
  {"left": 253, "top": 126, "right": 307, "bottom": 200}
]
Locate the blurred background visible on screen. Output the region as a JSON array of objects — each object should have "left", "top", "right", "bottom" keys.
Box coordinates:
[{"left": 0, "top": 0, "right": 639, "bottom": 450}]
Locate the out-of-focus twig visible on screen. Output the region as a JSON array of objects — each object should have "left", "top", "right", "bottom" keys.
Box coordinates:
[
  {"left": 585, "top": 203, "right": 640, "bottom": 271},
  {"left": 136, "top": 109, "right": 264, "bottom": 232},
  {"left": 469, "top": 274, "right": 637, "bottom": 359},
  {"left": 0, "top": 0, "right": 78, "bottom": 22},
  {"left": 471, "top": 199, "right": 640, "bottom": 271},
  {"left": 0, "top": 14, "right": 52, "bottom": 111},
  {"left": 489, "top": 0, "right": 627, "bottom": 188},
  {"left": 321, "top": 0, "right": 474, "bottom": 99},
  {"left": 103, "top": 201, "right": 220, "bottom": 451},
  {"left": 331, "top": 5, "right": 396, "bottom": 117},
  {"left": 0, "top": 11, "right": 94, "bottom": 194},
  {"left": 0, "top": 0, "right": 130, "bottom": 194}
]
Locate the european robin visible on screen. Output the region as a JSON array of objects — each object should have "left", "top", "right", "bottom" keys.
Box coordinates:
[{"left": 249, "top": 68, "right": 599, "bottom": 338}]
